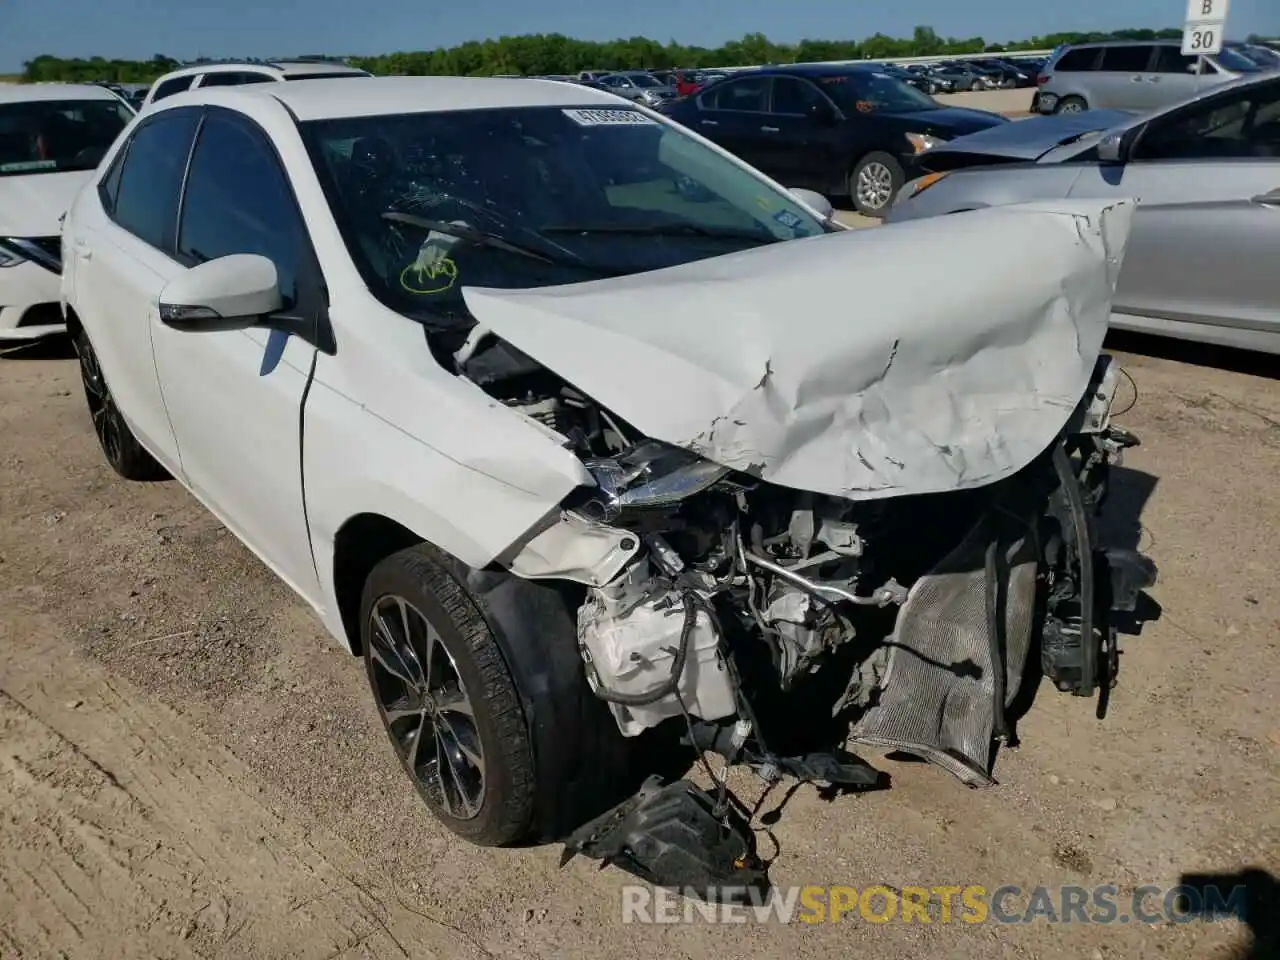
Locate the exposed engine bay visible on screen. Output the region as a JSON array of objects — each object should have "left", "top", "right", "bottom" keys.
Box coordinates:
[{"left": 451, "top": 322, "right": 1157, "bottom": 893}]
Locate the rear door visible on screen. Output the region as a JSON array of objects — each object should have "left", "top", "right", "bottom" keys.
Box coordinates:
[
  {"left": 1093, "top": 45, "right": 1159, "bottom": 109},
  {"left": 67, "top": 107, "right": 201, "bottom": 469},
  {"left": 691, "top": 76, "right": 772, "bottom": 171},
  {"left": 1067, "top": 78, "right": 1280, "bottom": 340}
]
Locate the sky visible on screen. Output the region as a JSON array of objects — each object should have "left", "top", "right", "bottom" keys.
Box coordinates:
[{"left": 2, "top": 0, "right": 1277, "bottom": 72}]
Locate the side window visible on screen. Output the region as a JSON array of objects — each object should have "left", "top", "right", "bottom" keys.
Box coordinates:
[
  {"left": 1133, "top": 83, "right": 1280, "bottom": 160},
  {"left": 150, "top": 75, "right": 195, "bottom": 102},
  {"left": 770, "top": 77, "right": 826, "bottom": 115},
  {"left": 1151, "top": 47, "right": 1197, "bottom": 73},
  {"left": 198, "top": 72, "right": 272, "bottom": 87},
  {"left": 1099, "top": 45, "right": 1155, "bottom": 72},
  {"left": 97, "top": 141, "right": 129, "bottom": 214},
  {"left": 703, "top": 77, "right": 767, "bottom": 112},
  {"left": 1052, "top": 48, "right": 1100, "bottom": 71},
  {"left": 177, "top": 113, "right": 304, "bottom": 307},
  {"left": 111, "top": 111, "right": 200, "bottom": 249}
]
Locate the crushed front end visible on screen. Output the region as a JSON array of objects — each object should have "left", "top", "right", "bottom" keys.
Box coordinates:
[{"left": 555, "top": 354, "right": 1155, "bottom": 890}]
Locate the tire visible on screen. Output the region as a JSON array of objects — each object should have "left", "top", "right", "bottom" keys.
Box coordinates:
[
  {"left": 73, "top": 327, "right": 167, "bottom": 481},
  {"left": 850, "top": 152, "right": 905, "bottom": 218},
  {"left": 1055, "top": 95, "right": 1088, "bottom": 114},
  {"left": 360, "top": 542, "right": 633, "bottom": 846}
]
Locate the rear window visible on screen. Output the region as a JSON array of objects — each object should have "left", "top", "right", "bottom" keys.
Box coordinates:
[
  {"left": 284, "top": 71, "right": 371, "bottom": 81},
  {"left": 150, "top": 75, "right": 195, "bottom": 102},
  {"left": 1053, "top": 48, "right": 1100, "bottom": 72},
  {"left": 1099, "top": 46, "right": 1155, "bottom": 72}
]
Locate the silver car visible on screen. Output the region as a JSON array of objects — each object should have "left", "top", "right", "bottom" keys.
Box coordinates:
[
  {"left": 887, "top": 73, "right": 1280, "bottom": 354},
  {"left": 1034, "top": 39, "right": 1262, "bottom": 114},
  {"left": 595, "top": 71, "right": 676, "bottom": 106}
]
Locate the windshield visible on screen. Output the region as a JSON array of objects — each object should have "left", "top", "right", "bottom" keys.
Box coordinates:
[
  {"left": 1213, "top": 48, "right": 1262, "bottom": 72},
  {"left": 623, "top": 73, "right": 661, "bottom": 87},
  {"left": 0, "top": 98, "right": 133, "bottom": 176},
  {"left": 302, "top": 104, "right": 827, "bottom": 328},
  {"left": 816, "top": 72, "right": 937, "bottom": 113},
  {"left": 1239, "top": 45, "right": 1280, "bottom": 68}
]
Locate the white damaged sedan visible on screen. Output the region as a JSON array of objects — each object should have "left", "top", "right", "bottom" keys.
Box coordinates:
[{"left": 61, "top": 76, "right": 1155, "bottom": 892}]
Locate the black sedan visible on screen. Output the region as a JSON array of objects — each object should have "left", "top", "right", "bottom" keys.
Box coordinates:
[{"left": 659, "top": 65, "right": 1008, "bottom": 216}]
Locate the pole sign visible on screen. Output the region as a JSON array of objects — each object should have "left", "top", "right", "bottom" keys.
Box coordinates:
[{"left": 1182, "top": 0, "right": 1229, "bottom": 55}]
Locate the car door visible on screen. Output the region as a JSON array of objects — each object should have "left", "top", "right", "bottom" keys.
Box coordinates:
[
  {"left": 67, "top": 107, "right": 202, "bottom": 470},
  {"left": 1146, "top": 46, "right": 1202, "bottom": 109},
  {"left": 1093, "top": 45, "right": 1159, "bottom": 109},
  {"left": 693, "top": 76, "right": 772, "bottom": 171},
  {"left": 148, "top": 107, "right": 324, "bottom": 601},
  {"left": 1067, "top": 79, "right": 1280, "bottom": 338},
  {"left": 760, "top": 76, "right": 840, "bottom": 190}
]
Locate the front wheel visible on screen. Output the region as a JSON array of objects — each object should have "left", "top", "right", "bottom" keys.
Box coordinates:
[
  {"left": 360, "top": 543, "right": 634, "bottom": 846},
  {"left": 850, "top": 152, "right": 905, "bottom": 218},
  {"left": 74, "top": 327, "right": 167, "bottom": 481}
]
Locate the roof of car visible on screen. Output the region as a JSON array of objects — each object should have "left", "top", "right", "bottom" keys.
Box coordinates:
[
  {"left": 0, "top": 82, "right": 125, "bottom": 104},
  {"left": 161, "top": 60, "right": 369, "bottom": 80},
  {"left": 163, "top": 75, "right": 627, "bottom": 121}
]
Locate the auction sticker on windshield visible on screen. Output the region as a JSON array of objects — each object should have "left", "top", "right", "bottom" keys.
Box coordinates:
[
  {"left": 0, "top": 160, "right": 58, "bottom": 173},
  {"left": 562, "top": 108, "right": 656, "bottom": 126}
]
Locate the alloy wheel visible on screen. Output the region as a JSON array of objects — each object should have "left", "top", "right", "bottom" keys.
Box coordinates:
[
  {"left": 856, "top": 162, "right": 895, "bottom": 212},
  {"left": 77, "top": 335, "right": 124, "bottom": 466},
  {"left": 367, "top": 594, "right": 486, "bottom": 819}
]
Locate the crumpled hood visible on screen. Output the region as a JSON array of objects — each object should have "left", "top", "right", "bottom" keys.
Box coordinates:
[
  {"left": 0, "top": 171, "right": 92, "bottom": 237},
  {"left": 462, "top": 199, "right": 1134, "bottom": 501}
]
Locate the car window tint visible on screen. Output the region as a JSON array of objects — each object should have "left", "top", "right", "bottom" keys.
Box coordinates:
[
  {"left": 177, "top": 113, "right": 302, "bottom": 306},
  {"left": 1099, "top": 46, "right": 1154, "bottom": 72},
  {"left": 705, "top": 77, "right": 767, "bottom": 112},
  {"left": 199, "top": 72, "right": 272, "bottom": 87},
  {"left": 111, "top": 111, "right": 199, "bottom": 249},
  {"left": 1134, "top": 82, "right": 1280, "bottom": 160},
  {"left": 1151, "top": 47, "right": 1197, "bottom": 73},
  {"left": 1054, "top": 48, "right": 1100, "bottom": 71},
  {"left": 150, "top": 75, "right": 195, "bottom": 101},
  {"left": 770, "top": 77, "right": 824, "bottom": 115},
  {"left": 97, "top": 140, "right": 128, "bottom": 212}
]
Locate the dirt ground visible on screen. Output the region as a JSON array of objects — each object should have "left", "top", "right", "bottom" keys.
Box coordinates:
[{"left": 2, "top": 324, "right": 1278, "bottom": 960}]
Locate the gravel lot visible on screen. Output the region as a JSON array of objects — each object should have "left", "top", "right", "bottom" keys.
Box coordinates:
[{"left": 2, "top": 88, "right": 1277, "bottom": 960}]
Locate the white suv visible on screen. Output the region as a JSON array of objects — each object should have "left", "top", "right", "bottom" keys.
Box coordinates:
[
  {"left": 0, "top": 83, "right": 134, "bottom": 341},
  {"left": 59, "top": 76, "right": 1152, "bottom": 885},
  {"left": 141, "top": 59, "right": 371, "bottom": 109}
]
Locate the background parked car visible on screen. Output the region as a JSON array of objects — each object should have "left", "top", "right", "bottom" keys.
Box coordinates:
[
  {"left": 926, "top": 63, "right": 992, "bottom": 92},
  {"left": 0, "top": 83, "right": 134, "bottom": 341},
  {"left": 142, "top": 59, "right": 371, "bottom": 108},
  {"left": 594, "top": 71, "right": 676, "bottom": 106},
  {"left": 888, "top": 73, "right": 1280, "bottom": 354},
  {"left": 1033, "top": 39, "right": 1261, "bottom": 114},
  {"left": 659, "top": 64, "right": 1006, "bottom": 216}
]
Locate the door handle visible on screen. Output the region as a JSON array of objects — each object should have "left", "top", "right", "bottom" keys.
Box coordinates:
[
  {"left": 72, "top": 239, "right": 92, "bottom": 260},
  {"left": 699, "top": 119, "right": 718, "bottom": 127},
  {"left": 760, "top": 125, "right": 780, "bottom": 133}
]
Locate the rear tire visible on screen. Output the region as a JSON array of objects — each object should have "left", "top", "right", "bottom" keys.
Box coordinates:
[
  {"left": 360, "top": 543, "right": 633, "bottom": 846},
  {"left": 73, "top": 327, "right": 167, "bottom": 481},
  {"left": 1055, "top": 95, "right": 1088, "bottom": 114},
  {"left": 850, "top": 152, "right": 905, "bottom": 218}
]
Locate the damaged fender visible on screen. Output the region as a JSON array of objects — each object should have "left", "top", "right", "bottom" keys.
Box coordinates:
[{"left": 462, "top": 199, "right": 1135, "bottom": 501}]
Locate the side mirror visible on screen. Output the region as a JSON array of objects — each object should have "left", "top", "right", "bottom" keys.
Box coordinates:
[
  {"left": 787, "top": 187, "right": 835, "bottom": 220},
  {"left": 1095, "top": 131, "right": 1127, "bottom": 164},
  {"left": 158, "top": 254, "right": 283, "bottom": 331}
]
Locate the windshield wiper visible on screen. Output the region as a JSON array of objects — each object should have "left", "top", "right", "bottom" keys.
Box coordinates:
[
  {"left": 540, "top": 221, "right": 780, "bottom": 243},
  {"left": 382, "top": 211, "right": 559, "bottom": 265}
]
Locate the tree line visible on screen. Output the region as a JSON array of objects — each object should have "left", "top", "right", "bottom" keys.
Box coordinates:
[{"left": 18, "top": 26, "right": 1209, "bottom": 84}]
